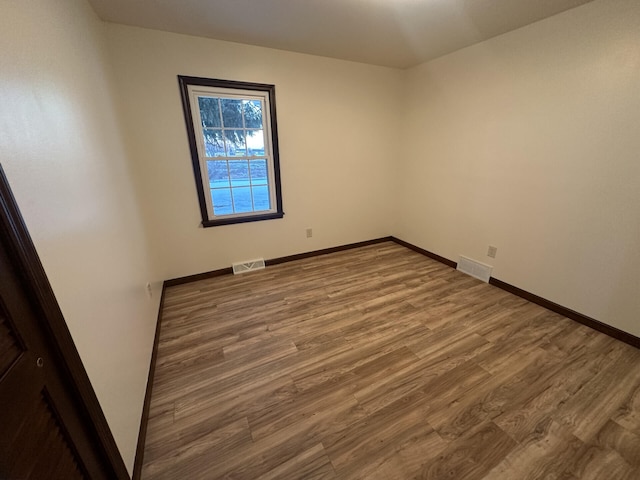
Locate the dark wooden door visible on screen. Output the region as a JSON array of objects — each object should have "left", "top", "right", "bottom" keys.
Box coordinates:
[
  {"left": 0, "top": 240, "right": 86, "bottom": 478},
  {"left": 0, "top": 166, "right": 128, "bottom": 479}
]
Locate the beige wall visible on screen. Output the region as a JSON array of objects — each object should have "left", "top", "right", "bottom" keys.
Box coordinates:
[
  {"left": 0, "top": 0, "right": 160, "bottom": 473},
  {"left": 105, "top": 25, "right": 402, "bottom": 281},
  {"left": 396, "top": 0, "right": 640, "bottom": 337}
]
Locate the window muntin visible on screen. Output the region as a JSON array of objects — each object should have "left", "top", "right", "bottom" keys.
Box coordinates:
[{"left": 178, "top": 77, "right": 284, "bottom": 227}]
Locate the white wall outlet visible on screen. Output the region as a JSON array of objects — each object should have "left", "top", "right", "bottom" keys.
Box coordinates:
[
  {"left": 487, "top": 245, "right": 497, "bottom": 258},
  {"left": 145, "top": 282, "right": 153, "bottom": 299},
  {"left": 306, "top": 228, "right": 313, "bottom": 238}
]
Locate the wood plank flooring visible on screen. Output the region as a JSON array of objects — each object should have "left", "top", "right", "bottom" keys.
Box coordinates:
[{"left": 141, "top": 242, "right": 640, "bottom": 479}]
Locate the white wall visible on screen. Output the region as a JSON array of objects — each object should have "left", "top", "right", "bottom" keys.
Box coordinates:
[
  {"left": 105, "top": 25, "right": 402, "bottom": 281},
  {"left": 0, "top": 0, "right": 160, "bottom": 473},
  {"left": 396, "top": 0, "right": 640, "bottom": 337}
]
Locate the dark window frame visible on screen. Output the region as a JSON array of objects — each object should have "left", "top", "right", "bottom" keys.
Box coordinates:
[{"left": 178, "top": 76, "right": 284, "bottom": 227}]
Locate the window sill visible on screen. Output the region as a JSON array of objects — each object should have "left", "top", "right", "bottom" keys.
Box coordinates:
[{"left": 202, "top": 211, "right": 284, "bottom": 228}]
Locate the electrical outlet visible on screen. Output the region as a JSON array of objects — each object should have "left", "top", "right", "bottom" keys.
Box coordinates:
[
  {"left": 306, "top": 228, "right": 313, "bottom": 238},
  {"left": 145, "top": 282, "right": 153, "bottom": 299},
  {"left": 487, "top": 245, "right": 497, "bottom": 258}
]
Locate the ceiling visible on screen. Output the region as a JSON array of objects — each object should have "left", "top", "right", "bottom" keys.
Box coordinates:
[{"left": 88, "top": 0, "right": 595, "bottom": 69}]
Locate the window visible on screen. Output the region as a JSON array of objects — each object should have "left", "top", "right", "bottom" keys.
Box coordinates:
[{"left": 178, "top": 76, "right": 284, "bottom": 227}]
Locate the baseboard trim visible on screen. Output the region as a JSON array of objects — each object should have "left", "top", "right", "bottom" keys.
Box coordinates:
[
  {"left": 390, "top": 236, "right": 457, "bottom": 269},
  {"left": 165, "top": 267, "right": 233, "bottom": 287},
  {"left": 132, "top": 283, "right": 167, "bottom": 480},
  {"left": 489, "top": 278, "right": 640, "bottom": 349},
  {"left": 164, "top": 237, "right": 394, "bottom": 286},
  {"left": 265, "top": 237, "right": 393, "bottom": 266},
  {"left": 388, "top": 237, "right": 639, "bottom": 350}
]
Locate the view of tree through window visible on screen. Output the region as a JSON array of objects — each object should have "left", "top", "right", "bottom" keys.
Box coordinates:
[{"left": 198, "top": 96, "right": 270, "bottom": 215}]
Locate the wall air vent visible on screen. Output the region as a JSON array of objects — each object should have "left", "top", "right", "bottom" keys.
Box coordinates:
[
  {"left": 232, "top": 258, "right": 265, "bottom": 275},
  {"left": 457, "top": 255, "right": 493, "bottom": 283}
]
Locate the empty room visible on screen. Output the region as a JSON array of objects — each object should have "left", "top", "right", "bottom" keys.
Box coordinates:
[{"left": 1, "top": 0, "right": 639, "bottom": 478}]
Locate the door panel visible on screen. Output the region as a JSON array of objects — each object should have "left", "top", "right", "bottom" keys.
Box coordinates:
[
  {"left": 0, "top": 307, "right": 23, "bottom": 378},
  {"left": 8, "top": 390, "right": 84, "bottom": 479},
  {"left": 0, "top": 222, "right": 88, "bottom": 479}
]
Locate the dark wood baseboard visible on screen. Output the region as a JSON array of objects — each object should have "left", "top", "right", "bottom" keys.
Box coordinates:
[
  {"left": 390, "top": 236, "right": 457, "bottom": 269},
  {"left": 265, "top": 237, "right": 393, "bottom": 266},
  {"left": 164, "top": 237, "right": 394, "bottom": 286},
  {"left": 132, "top": 284, "right": 167, "bottom": 480},
  {"left": 489, "top": 278, "right": 640, "bottom": 349},
  {"left": 165, "top": 267, "right": 233, "bottom": 287},
  {"left": 390, "top": 236, "right": 639, "bottom": 350}
]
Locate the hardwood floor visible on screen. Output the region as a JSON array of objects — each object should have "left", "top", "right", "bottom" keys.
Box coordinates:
[{"left": 141, "top": 242, "right": 640, "bottom": 479}]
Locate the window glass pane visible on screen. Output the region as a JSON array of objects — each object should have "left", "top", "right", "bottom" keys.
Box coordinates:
[
  {"left": 207, "top": 160, "right": 230, "bottom": 188},
  {"left": 203, "top": 130, "right": 225, "bottom": 157},
  {"left": 249, "top": 160, "right": 268, "bottom": 184},
  {"left": 221, "top": 99, "right": 243, "bottom": 128},
  {"left": 252, "top": 185, "right": 270, "bottom": 211},
  {"left": 229, "top": 160, "right": 249, "bottom": 187},
  {"left": 243, "top": 100, "right": 263, "bottom": 129},
  {"left": 224, "top": 130, "right": 246, "bottom": 157},
  {"left": 246, "top": 130, "right": 265, "bottom": 156},
  {"left": 232, "top": 187, "right": 253, "bottom": 213},
  {"left": 198, "top": 97, "right": 221, "bottom": 127},
  {"left": 211, "top": 188, "right": 233, "bottom": 215}
]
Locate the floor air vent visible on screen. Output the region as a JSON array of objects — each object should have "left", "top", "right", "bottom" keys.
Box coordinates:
[
  {"left": 232, "top": 259, "right": 265, "bottom": 275},
  {"left": 457, "top": 256, "right": 492, "bottom": 283}
]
